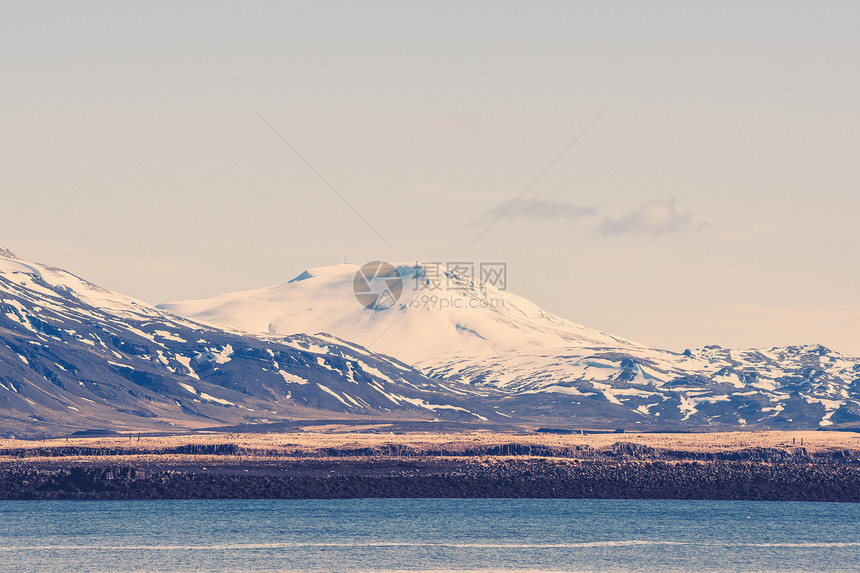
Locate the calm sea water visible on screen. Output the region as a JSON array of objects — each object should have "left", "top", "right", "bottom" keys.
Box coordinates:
[{"left": 0, "top": 499, "right": 858, "bottom": 572}]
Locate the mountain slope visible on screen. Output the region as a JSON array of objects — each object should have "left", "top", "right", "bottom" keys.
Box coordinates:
[
  {"left": 0, "top": 252, "right": 496, "bottom": 437},
  {"left": 161, "top": 262, "right": 860, "bottom": 430},
  {"left": 159, "top": 263, "right": 638, "bottom": 366}
]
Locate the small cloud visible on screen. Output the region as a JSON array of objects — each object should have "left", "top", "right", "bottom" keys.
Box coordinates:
[
  {"left": 478, "top": 197, "right": 598, "bottom": 223},
  {"left": 595, "top": 199, "right": 695, "bottom": 237}
]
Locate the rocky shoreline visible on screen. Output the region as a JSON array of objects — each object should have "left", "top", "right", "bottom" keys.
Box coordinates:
[{"left": 2, "top": 443, "right": 859, "bottom": 502}]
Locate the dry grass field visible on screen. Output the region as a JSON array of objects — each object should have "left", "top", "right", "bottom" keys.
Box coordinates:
[
  {"left": 2, "top": 428, "right": 859, "bottom": 501},
  {"left": 1, "top": 428, "right": 858, "bottom": 468}
]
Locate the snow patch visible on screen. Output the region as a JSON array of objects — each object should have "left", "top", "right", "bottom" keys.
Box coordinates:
[
  {"left": 279, "top": 370, "right": 308, "bottom": 385},
  {"left": 199, "top": 392, "right": 234, "bottom": 406}
]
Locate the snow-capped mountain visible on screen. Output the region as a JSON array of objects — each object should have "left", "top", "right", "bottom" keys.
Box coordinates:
[
  {"left": 159, "top": 263, "right": 638, "bottom": 367},
  {"left": 0, "top": 250, "right": 496, "bottom": 437},
  {"left": 161, "top": 262, "right": 860, "bottom": 430},
  {"left": 2, "top": 247, "right": 858, "bottom": 435}
]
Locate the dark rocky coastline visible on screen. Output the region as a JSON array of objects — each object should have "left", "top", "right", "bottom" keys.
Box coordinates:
[{"left": 2, "top": 446, "right": 859, "bottom": 502}]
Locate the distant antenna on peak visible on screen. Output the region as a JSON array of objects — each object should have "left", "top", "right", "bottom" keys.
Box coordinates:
[{"left": 0, "top": 246, "right": 20, "bottom": 260}]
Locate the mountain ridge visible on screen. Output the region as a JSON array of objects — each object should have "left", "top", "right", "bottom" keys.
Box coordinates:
[
  {"left": 2, "top": 249, "right": 859, "bottom": 435},
  {"left": 0, "top": 251, "right": 498, "bottom": 437},
  {"left": 161, "top": 262, "right": 860, "bottom": 431}
]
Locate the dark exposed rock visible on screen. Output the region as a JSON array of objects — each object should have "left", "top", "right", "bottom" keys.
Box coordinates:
[
  {"left": 611, "top": 442, "right": 657, "bottom": 457},
  {"left": 2, "top": 458, "right": 859, "bottom": 502}
]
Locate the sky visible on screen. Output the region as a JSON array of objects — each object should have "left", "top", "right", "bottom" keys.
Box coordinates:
[{"left": 2, "top": 1, "right": 859, "bottom": 354}]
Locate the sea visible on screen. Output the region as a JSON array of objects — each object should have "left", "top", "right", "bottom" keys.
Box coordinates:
[{"left": 0, "top": 498, "right": 858, "bottom": 572}]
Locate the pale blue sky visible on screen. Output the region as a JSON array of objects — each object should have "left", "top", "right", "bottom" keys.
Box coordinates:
[{"left": 2, "top": 1, "right": 859, "bottom": 353}]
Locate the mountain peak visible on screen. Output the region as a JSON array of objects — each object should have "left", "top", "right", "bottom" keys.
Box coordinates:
[
  {"left": 159, "top": 261, "right": 638, "bottom": 368},
  {"left": 0, "top": 246, "right": 20, "bottom": 260},
  {"left": 157, "top": 261, "right": 860, "bottom": 429}
]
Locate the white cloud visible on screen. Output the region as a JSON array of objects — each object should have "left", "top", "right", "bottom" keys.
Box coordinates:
[
  {"left": 595, "top": 198, "right": 693, "bottom": 237},
  {"left": 478, "top": 197, "right": 597, "bottom": 223}
]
